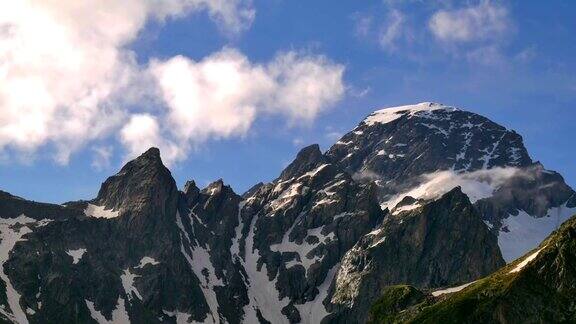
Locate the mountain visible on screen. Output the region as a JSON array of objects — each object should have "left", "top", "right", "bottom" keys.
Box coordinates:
[
  {"left": 327, "top": 187, "right": 504, "bottom": 323},
  {"left": 369, "top": 212, "right": 576, "bottom": 323},
  {"left": 326, "top": 102, "right": 576, "bottom": 262},
  {"left": 0, "top": 102, "right": 573, "bottom": 323}
]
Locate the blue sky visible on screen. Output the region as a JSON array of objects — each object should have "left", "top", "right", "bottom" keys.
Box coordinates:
[{"left": 1, "top": 0, "right": 575, "bottom": 203}]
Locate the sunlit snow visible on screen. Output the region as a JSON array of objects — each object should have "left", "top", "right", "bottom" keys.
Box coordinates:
[
  {"left": 432, "top": 281, "right": 476, "bottom": 297},
  {"left": 498, "top": 203, "right": 575, "bottom": 262},
  {"left": 84, "top": 204, "right": 120, "bottom": 219},
  {"left": 66, "top": 248, "right": 87, "bottom": 264},
  {"left": 509, "top": 246, "right": 545, "bottom": 273},
  {"left": 363, "top": 102, "right": 456, "bottom": 126}
]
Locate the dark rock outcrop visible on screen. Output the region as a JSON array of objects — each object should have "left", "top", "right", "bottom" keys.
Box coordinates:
[{"left": 327, "top": 187, "right": 504, "bottom": 323}]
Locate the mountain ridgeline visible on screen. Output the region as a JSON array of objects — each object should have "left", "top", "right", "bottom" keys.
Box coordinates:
[{"left": 0, "top": 102, "right": 574, "bottom": 324}]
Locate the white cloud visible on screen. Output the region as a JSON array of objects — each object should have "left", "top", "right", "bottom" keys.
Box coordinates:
[
  {"left": 120, "top": 114, "right": 184, "bottom": 165},
  {"left": 130, "top": 48, "right": 345, "bottom": 164},
  {"left": 353, "top": 9, "right": 412, "bottom": 54},
  {"left": 382, "top": 167, "right": 520, "bottom": 209},
  {"left": 91, "top": 146, "right": 114, "bottom": 171},
  {"left": 0, "top": 0, "right": 254, "bottom": 164},
  {"left": 325, "top": 131, "right": 343, "bottom": 142},
  {"left": 353, "top": 14, "right": 373, "bottom": 37},
  {"left": 292, "top": 138, "right": 305, "bottom": 147},
  {"left": 466, "top": 45, "right": 505, "bottom": 66},
  {"left": 428, "top": 1, "right": 510, "bottom": 43},
  {"left": 0, "top": 0, "right": 344, "bottom": 167},
  {"left": 379, "top": 9, "right": 406, "bottom": 51}
]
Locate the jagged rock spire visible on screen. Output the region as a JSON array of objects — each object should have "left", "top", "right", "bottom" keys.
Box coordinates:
[{"left": 279, "top": 144, "right": 326, "bottom": 180}]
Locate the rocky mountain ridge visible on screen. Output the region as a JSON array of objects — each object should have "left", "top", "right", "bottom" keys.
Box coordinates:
[{"left": 0, "top": 102, "right": 573, "bottom": 323}]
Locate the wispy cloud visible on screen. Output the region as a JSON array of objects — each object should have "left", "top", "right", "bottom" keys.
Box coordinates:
[
  {"left": 428, "top": 1, "right": 510, "bottom": 43},
  {"left": 378, "top": 9, "right": 408, "bottom": 52},
  {"left": 91, "top": 146, "right": 114, "bottom": 171},
  {"left": 354, "top": 1, "right": 514, "bottom": 66}
]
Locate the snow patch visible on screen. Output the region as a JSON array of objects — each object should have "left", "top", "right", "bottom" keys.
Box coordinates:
[
  {"left": 85, "top": 297, "right": 130, "bottom": 324},
  {"left": 0, "top": 215, "right": 50, "bottom": 324},
  {"left": 162, "top": 310, "right": 193, "bottom": 324},
  {"left": 121, "top": 269, "right": 142, "bottom": 301},
  {"left": 84, "top": 204, "right": 119, "bottom": 219},
  {"left": 294, "top": 264, "right": 339, "bottom": 323},
  {"left": 364, "top": 102, "right": 455, "bottom": 126},
  {"left": 509, "top": 247, "right": 545, "bottom": 273},
  {"left": 297, "top": 164, "right": 330, "bottom": 180},
  {"left": 432, "top": 281, "right": 475, "bottom": 297},
  {"left": 242, "top": 215, "right": 289, "bottom": 324},
  {"left": 392, "top": 201, "right": 422, "bottom": 214},
  {"left": 270, "top": 182, "right": 303, "bottom": 211},
  {"left": 270, "top": 224, "right": 333, "bottom": 273},
  {"left": 66, "top": 248, "right": 87, "bottom": 264},
  {"left": 135, "top": 257, "right": 159, "bottom": 268},
  {"left": 498, "top": 203, "right": 576, "bottom": 262},
  {"left": 176, "top": 212, "right": 221, "bottom": 324},
  {"left": 479, "top": 134, "right": 505, "bottom": 169},
  {"left": 369, "top": 236, "right": 387, "bottom": 249}
]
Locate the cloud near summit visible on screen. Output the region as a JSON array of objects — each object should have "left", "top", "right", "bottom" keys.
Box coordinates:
[{"left": 0, "top": 0, "right": 345, "bottom": 166}]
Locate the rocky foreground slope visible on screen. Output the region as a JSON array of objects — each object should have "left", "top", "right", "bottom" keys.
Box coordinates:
[{"left": 0, "top": 102, "right": 573, "bottom": 323}]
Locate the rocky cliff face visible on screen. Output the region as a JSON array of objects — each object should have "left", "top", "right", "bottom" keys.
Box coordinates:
[
  {"left": 327, "top": 187, "right": 504, "bottom": 323},
  {"left": 0, "top": 102, "right": 573, "bottom": 323},
  {"left": 326, "top": 102, "right": 576, "bottom": 262},
  {"left": 376, "top": 212, "right": 576, "bottom": 323}
]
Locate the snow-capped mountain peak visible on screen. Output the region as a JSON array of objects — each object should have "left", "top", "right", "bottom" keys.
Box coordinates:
[{"left": 363, "top": 102, "right": 458, "bottom": 126}]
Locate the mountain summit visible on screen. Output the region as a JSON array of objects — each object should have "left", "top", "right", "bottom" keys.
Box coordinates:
[{"left": 0, "top": 103, "right": 573, "bottom": 324}]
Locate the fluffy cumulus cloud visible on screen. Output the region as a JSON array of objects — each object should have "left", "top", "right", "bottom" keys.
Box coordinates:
[
  {"left": 428, "top": 1, "right": 510, "bottom": 43},
  {"left": 0, "top": 0, "right": 344, "bottom": 166},
  {"left": 120, "top": 114, "right": 185, "bottom": 164},
  {"left": 131, "top": 49, "right": 344, "bottom": 164}
]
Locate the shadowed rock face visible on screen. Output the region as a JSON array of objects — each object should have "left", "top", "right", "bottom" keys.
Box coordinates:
[
  {"left": 0, "top": 102, "right": 572, "bottom": 323},
  {"left": 94, "top": 147, "right": 179, "bottom": 220},
  {"left": 327, "top": 187, "right": 504, "bottom": 323},
  {"left": 326, "top": 103, "right": 532, "bottom": 183},
  {"left": 279, "top": 144, "right": 327, "bottom": 181}
]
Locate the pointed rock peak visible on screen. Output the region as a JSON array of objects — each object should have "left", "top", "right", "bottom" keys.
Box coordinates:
[
  {"left": 434, "top": 186, "right": 473, "bottom": 207},
  {"left": 396, "top": 196, "right": 418, "bottom": 207},
  {"left": 202, "top": 179, "right": 226, "bottom": 196},
  {"left": 242, "top": 182, "right": 264, "bottom": 199},
  {"left": 142, "top": 146, "right": 161, "bottom": 158},
  {"left": 184, "top": 180, "right": 199, "bottom": 193},
  {"left": 119, "top": 147, "right": 164, "bottom": 173},
  {"left": 279, "top": 144, "right": 326, "bottom": 180},
  {"left": 183, "top": 180, "right": 200, "bottom": 206},
  {"left": 391, "top": 195, "right": 425, "bottom": 215},
  {"left": 94, "top": 147, "right": 177, "bottom": 214}
]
